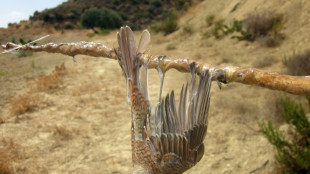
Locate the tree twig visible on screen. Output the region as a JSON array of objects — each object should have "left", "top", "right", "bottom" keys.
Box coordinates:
[{"left": 1, "top": 41, "right": 310, "bottom": 96}]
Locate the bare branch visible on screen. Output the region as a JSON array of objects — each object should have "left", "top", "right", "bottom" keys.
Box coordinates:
[
  {"left": 1, "top": 41, "right": 310, "bottom": 96},
  {"left": 1, "top": 41, "right": 115, "bottom": 58}
]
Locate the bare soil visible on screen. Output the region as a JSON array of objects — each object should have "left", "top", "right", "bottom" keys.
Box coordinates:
[{"left": 1, "top": 0, "right": 310, "bottom": 173}]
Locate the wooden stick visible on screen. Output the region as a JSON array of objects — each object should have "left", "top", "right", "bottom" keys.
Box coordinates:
[{"left": 2, "top": 42, "right": 310, "bottom": 96}]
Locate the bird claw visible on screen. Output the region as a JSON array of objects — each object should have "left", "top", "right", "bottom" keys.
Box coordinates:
[{"left": 211, "top": 70, "right": 225, "bottom": 89}]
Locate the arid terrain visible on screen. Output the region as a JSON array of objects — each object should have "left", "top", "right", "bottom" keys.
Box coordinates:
[{"left": 1, "top": 0, "right": 310, "bottom": 173}]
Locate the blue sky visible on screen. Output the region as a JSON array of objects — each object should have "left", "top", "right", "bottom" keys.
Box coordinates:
[{"left": 0, "top": 0, "right": 67, "bottom": 28}]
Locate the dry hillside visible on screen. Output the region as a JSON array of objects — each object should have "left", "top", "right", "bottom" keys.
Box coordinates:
[{"left": 0, "top": 0, "right": 309, "bottom": 173}]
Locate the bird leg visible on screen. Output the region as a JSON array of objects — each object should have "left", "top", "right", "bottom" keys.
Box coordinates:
[{"left": 156, "top": 55, "right": 166, "bottom": 103}]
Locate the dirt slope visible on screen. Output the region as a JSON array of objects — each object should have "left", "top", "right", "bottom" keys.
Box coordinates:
[{"left": 1, "top": 0, "right": 309, "bottom": 173}]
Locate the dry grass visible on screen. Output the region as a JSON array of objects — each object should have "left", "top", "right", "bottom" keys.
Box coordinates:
[
  {"left": 0, "top": 149, "right": 14, "bottom": 174},
  {"left": 243, "top": 11, "right": 286, "bottom": 47},
  {"left": 206, "top": 14, "right": 215, "bottom": 26},
  {"left": 0, "top": 139, "right": 22, "bottom": 174},
  {"left": 166, "top": 43, "right": 177, "bottom": 50},
  {"left": 8, "top": 93, "right": 52, "bottom": 116},
  {"left": 53, "top": 125, "right": 72, "bottom": 140},
  {"left": 252, "top": 56, "right": 276, "bottom": 68},
  {"left": 0, "top": 139, "right": 48, "bottom": 174},
  {"left": 8, "top": 64, "right": 67, "bottom": 116},
  {"left": 71, "top": 84, "right": 101, "bottom": 96},
  {"left": 284, "top": 50, "right": 310, "bottom": 76},
  {"left": 182, "top": 22, "right": 194, "bottom": 35},
  {"left": 33, "top": 63, "right": 67, "bottom": 92}
]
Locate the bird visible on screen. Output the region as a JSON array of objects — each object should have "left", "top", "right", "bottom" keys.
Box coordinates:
[{"left": 115, "top": 26, "right": 213, "bottom": 174}]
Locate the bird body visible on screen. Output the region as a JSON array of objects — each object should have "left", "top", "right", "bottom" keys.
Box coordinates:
[{"left": 115, "top": 26, "right": 213, "bottom": 174}]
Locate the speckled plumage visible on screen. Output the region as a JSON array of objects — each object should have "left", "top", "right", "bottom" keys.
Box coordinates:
[{"left": 115, "top": 26, "right": 213, "bottom": 174}]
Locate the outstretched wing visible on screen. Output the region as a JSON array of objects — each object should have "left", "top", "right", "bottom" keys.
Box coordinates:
[{"left": 148, "top": 65, "right": 212, "bottom": 173}]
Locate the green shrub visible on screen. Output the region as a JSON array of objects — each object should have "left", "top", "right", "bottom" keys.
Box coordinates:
[
  {"left": 98, "top": 7, "right": 123, "bottom": 29},
  {"left": 283, "top": 50, "right": 310, "bottom": 76},
  {"left": 259, "top": 96, "right": 310, "bottom": 174},
  {"left": 203, "top": 12, "right": 285, "bottom": 46},
  {"left": 0, "top": 71, "right": 7, "bottom": 76},
  {"left": 43, "top": 13, "right": 51, "bottom": 22},
  {"left": 99, "top": 29, "right": 110, "bottom": 36},
  {"left": 11, "top": 37, "right": 16, "bottom": 44},
  {"left": 17, "top": 51, "right": 33, "bottom": 58},
  {"left": 223, "top": 19, "right": 244, "bottom": 34},
  {"left": 80, "top": 8, "right": 100, "bottom": 29},
  {"left": 64, "top": 22, "right": 74, "bottom": 30},
  {"left": 150, "top": 0, "right": 162, "bottom": 8},
  {"left": 80, "top": 7, "right": 123, "bottom": 29},
  {"left": 9, "top": 38, "right": 34, "bottom": 58},
  {"left": 211, "top": 19, "right": 224, "bottom": 38},
  {"left": 160, "top": 11, "right": 179, "bottom": 35},
  {"left": 55, "top": 13, "right": 64, "bottom": 23},
  {"left": 206, "top": 14, "right": 215, "bottom": 26}
]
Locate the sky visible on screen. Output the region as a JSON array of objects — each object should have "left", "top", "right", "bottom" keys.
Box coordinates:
[{"left": 0, "top": 0, "right": 67, "bottom": 28}]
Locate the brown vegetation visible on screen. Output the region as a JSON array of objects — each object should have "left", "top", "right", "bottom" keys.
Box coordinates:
[
  {"left": 53, "top": 125, "right": 73, "bottom": 141},
  {"left": 0, "top": 139, "right": 23, "bottom": 174},
  {"left": 252, "top": 56, "right": 276, "bottom": 68},
  {"left": 284, "top": 50, "right": 310, "bottom": 76},
  {"left": 1, "top": 0, "right": 310, "bottom": 173},
  {"left": 8, "top": 93, "right": 51, "bottom": 116},
  {"left": 0, "top": 149, "right": 14, "bottom": 174},
  {"left": 9, "top": 64, "right": 67, "bottom": 116},
  {"left": 243, "top": 11, "right": 286, "bottom": 47},
  {"left": 33, "top": 63, "right": 67, "bottom": 92}
]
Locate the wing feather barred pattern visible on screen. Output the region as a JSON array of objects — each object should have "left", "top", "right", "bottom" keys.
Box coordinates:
[
  {"left": 148, "top": 67, "right": 212, "bottom": 173},
  {"left": 115, "top": 26, "right": 213, "bottom": 174}
]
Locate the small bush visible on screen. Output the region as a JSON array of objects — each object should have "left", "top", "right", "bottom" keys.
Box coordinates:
[
  {"left": 159, "top": 11, "right": 179, "bottom": 35},
  {"left": 17, "top": 50, "right": 33, "bottom": 58},
  {"left": 34, "top": 63, "right": 67, "bottom": 92},
  {"left": 8, "top": 93, "right": 51, "bottom": 116},
  {"left": 252, "top": 56, "right": 275, "bottom": 68},
  {"left": 0, "top": 139, "right": 22, "bottom": 174},
  {"left": 166, "top": 43, "right": 177, "bottom": 50},
  {"left": 10, "top": 38, "right": 34, "bottom": 58},
  {"left": 243, "top": 11, "right": 286, "bottom": 46},
  {"left": 8, "top": 64, "right": 65, "bottom": 116},
  {"left": 11, "top": 37, "right": 16, "bottom": 43},
  {"left": 211, "top": 19, "right": 225, "bottom": 38},
  {"left": 64, "top": 22, "right": 74, "bottom": 30},
  {"left": 259, "top": 96, "right": 310, "bottom": 174},
  {"left": 80, "top": 7, "right": 123, "bottom": 29},
  {"left": 150, "top": 0, "right": 162, "bottom": 8},
  {"left": 183, "top": 22, "right": 193, "bottom": 35},
  {"left": 0, "top": 139, "right": 47, "bottom": 173},
  {"left": 206, "top": 14, "right": 215, "bottom": 26},
  {"left": 9, "top": 93, "right": 40, "bottom": 115},
  {"left": 99, "top": 29, "right": 110, "bottom": 36},
  {"left": 0, "top": 149, "right": 13, "bottom": 174},
  {"left": 0, "top": 71, "right": 7, "bottom": 76},
  {"left": 53, "top": 125, "right": 72, "bottom": 140},
  {"left": 284, "top": 50, "right": 310, "bottom": 76}
]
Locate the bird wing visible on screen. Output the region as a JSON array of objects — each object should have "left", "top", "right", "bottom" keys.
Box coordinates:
[
  {"left": 148, "top": 66, "right": 212, "bottom": 173},
  {"left": 137, "top": 30, "right": 151, "bottom": 54}
]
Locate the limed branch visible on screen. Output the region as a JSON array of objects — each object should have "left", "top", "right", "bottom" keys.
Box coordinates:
[{"left": 2, "top": 42, "right": 310, "bottom": 96}]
